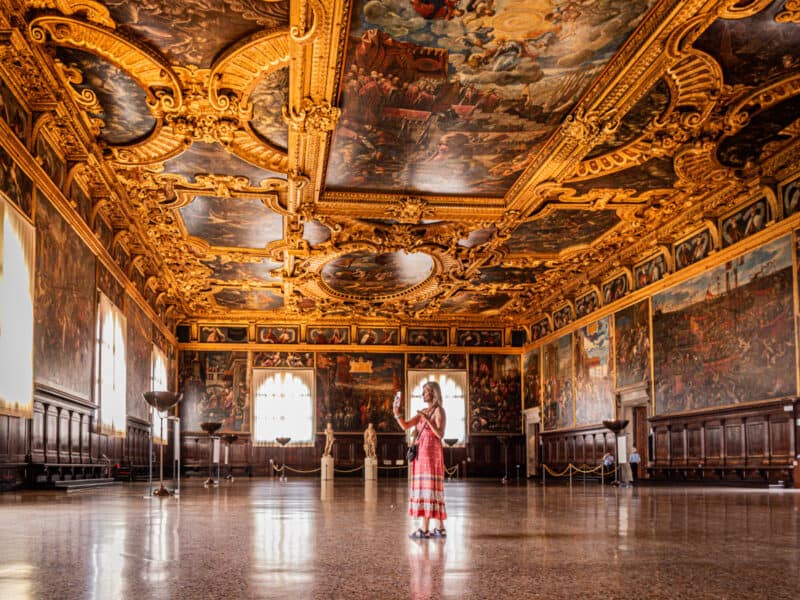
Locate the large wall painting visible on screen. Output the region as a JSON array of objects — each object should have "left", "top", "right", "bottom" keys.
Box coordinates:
[
  {"left": 327, "top": 0, "right": 658, "bottom": 197},
  {"left": 407, "top": 353, "right": 466, "bottom": 370},
  {"left": 614, "top": 299, "right": 651, "bottom": 389},
  {"left": 542, "top": 334, "right": 573, "bottom": 431},
  {"left": 180, "top": 196, "right": 283, "bottom": 248},
  {"left": 573, "top": 318, "right": 613, "bottom": 426},
  {"left": 468, "top": 354, "right": 521, "bottom": 434},
  {"left": 34, "top": 193, "right": 95, "bottom": 401},
  {"left": 126, "top": 298, "right": 152, "bottom": 423},
  {"left": 179, "top": 350, "right": 250, "bottom": 433},
  {"left": 315, "top": 352, "right": 403, "bottom": 432},
  {"left": 253, "top": 351, "right": 314, "bottom": 368},
  {"left": 523, "top": 348, "right": 540, "bottom": 411},
  {"left": 652, "top": 236, "right": 795, "bottom": 415}
]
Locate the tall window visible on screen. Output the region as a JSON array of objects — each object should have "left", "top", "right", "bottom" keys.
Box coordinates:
[
  {"left": 0, "top": 197, "right": 35, "bottom": 417},
  {"left": 151, "top": 344, "right": 169, "bottom": 443},
  {"left": 408, "top": 370, "right": 468, "bottom": 444},
  {"left": 252, "top": 369, "right": 314, "bottom": 445},
  {"left": 96, "top": 292, "right": 126, "bottom": 436}
]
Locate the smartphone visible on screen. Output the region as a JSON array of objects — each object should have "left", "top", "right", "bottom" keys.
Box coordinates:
[{"left": 393, "top": 391, "right": 401, "bottom": 410}]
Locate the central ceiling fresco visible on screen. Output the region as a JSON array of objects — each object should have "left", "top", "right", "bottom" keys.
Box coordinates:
[{"left": 0, "top": 0, "right": 798, "bottom": 338}]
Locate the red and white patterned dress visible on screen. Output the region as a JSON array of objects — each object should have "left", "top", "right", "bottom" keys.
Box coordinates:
[{"left": 408, "top": 415, "right": 447, "bottom": 520}]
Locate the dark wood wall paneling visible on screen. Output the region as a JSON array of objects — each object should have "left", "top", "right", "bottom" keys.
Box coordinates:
[
  {"left": 541, "top": 426, "right": 615, "bottom": 472},
  {"left": 649, "top": 399, "right": 798, "bottom": 483}
]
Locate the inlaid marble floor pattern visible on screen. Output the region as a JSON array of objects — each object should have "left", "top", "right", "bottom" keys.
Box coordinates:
[{"left": 0, "top": 478, "right": 798, "bottom": 599}]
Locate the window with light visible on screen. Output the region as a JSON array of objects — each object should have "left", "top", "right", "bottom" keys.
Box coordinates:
[
  {"left": 96, "top": 292, "right": 126, "bottom": 436},
  {"left": 252, "top": 369, "right": 314, "bottom": 445},
  {"left": 407, "top": 371, "right": 467, "bottom": 445},
  {"left": 151, "top": 344, "right": 169, "bottom": 443},
  {"left": 0, "top": 197, "right": 35, "bottom": 417}
]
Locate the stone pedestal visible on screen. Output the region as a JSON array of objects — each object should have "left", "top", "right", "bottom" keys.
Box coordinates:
[
  {"left": 364, "top": 457, "right": 377, "bottom": 481},
  {"left": 321, "top": 456, "right": 334, "bottom": 481}
]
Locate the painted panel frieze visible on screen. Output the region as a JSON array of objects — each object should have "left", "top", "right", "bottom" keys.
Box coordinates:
[
  {"left": 523, "top": 348, "right": 540, "bottom": 411},
  {"left": 0, "top": 146, "right": 33, "bottom": 217},
  {"left": 439, "top": 291, "right": 510, "bottom": 314},
  {"left": 179, "top": 350, "right": 250, "bottom": 433},
  {"left": 203, "top": 256, "right": 282, "bottom": 283},
  {"left": 357, "top": 327, "right": 399, "bottom": 345},
  {"left": 0, "top": 75, "right": 29, "bottom": 143},
  {"left": 126, "top": 298, "right": 152, "bottom": 423},
  {"left": 257, "top": 326, "right": 299, "bottom": 344},
  {"left": 179, "top": 196, "right": 283, "bottom": 249},
  {"left": 97, "top": 260, "right": 125, "bottom": 309},
  {"left": 34, "top": 133, "right": 65, "bottom": 190},
  {"left": 113, "top": 242, "right": 131, "bottom": 274},
  {"left": 634, "top": 254, "right": 667, "bottom": 290},
  {"left": 163, "top": 142, "right": 284, "bottom": 185},
  {"left": 573, "top": 318, "right": 613, "bottom": 426},
  {"left": 68, "top": 178, "right": 92, "bottom": 226},
  {"left": 694, "top": 1, "right": 800, "bottom": 88},
  {"left": 653, "top": 236, "right": 795, "bottom": 415},
  {"left": 94, "top": 215, "right": 113, "bottom": 251},
  {"left": 321, "top": 251, "right": 434, "bottom": 297},
  {"left": 34, "top": 192, "right": 95, "bottom": 401},
  {"left": 505, "top": 210, "right": 620, "bottom": 255},
  {"left": 530, "top": 317, "right": 551, "bottom": 342},
  {"left": 199, "top": 325, "right": 248, "bottom": 343},
  {"left": 327, "top": 0, "right": 657, "bottom": 197},
  {"left": 407, "top": 353, "right": 466, "bottom": 370},
  {"left": 602, "top": 273, "right": 629, "bottom": 304},
  {"left": 56, "top": 47, "right": 155, "bottom": 145},
  {"left": 456, "top": 329, "right": 502, "bottom": 347},
  {"left": 307, "top": 327, "right": 350, "bottom": 345},
  {"left": 468, "top": 354, "right": 521, "bottom": 434},
  {"left": 552, "top": 305, "right": 573, "bottom": 330},
  {"left": 249, "top": 67, "right": 289, "bottom": 151},
  {"left": 575, "top": 291, "right": 599, "bottom": 318},
  {"left": 102, "top": 1, "right": 289, "bottom": 68},
  {"left": 674, "top": 229, "right": 712, "bottom": 270},
  {"left": 781, "top": 178, "right": 800, "bottom": 218},
  {"left": 566, "top": 157, "right": 676, "bottom": 196},
  {"left": 253, "top": 351, "right": 313, "bottom": 369},
  {"left": 315, "top": 352, "right": 403, "bottom": 433},
  {"left": 614, "top": 299, "right": 651, "bottom": 389},
  {"left": 407, "top": 327, "right": 448, "bottom": 346},
  {"left": 721, "top": 197, "right": 769, "bottom": 248},
  {"left": 543, "top": 334, "right": 573, "bottom": 431},
  {"left": 213, "top": 288, "right": 283, "bottom": 311}
]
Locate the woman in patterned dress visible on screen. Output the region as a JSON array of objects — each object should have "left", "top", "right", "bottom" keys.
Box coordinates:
[{"left": 394, "top": 381, "right": 448, "bottom": 539}]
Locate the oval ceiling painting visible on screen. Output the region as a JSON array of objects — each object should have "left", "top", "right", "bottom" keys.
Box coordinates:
[{"left": 321, "top": 251, "right": 434, "bottom": 297}]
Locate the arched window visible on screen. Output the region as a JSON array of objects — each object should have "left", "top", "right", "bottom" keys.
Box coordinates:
[
  {"left": 407, "top": 371, "right": 467, "bottom": 445},
  {"left": 252, "top": 369, "right": 314, "bottom": 445},
  {"left": 150, "top": 345, "right": 169, "bottom": 443},
  {"left": 96, "top": 292, "right": 126, "bottom": 436}
]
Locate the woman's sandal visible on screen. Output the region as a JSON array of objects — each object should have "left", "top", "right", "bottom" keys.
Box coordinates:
[
  {"left": 431, "top": 528, "right": 447, "bottom": 538},
  {"left": 409, "top": 529, "right": 430, "bottom": 539}
]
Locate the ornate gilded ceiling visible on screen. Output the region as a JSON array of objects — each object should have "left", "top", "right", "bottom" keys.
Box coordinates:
[{"left": 0, "top": 0, "right": 798, "bottom": 335}]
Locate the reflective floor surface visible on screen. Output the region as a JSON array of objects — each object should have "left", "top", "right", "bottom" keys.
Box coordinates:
[{"left": 1, "top": 478, "right": 799, "bottom": 599}]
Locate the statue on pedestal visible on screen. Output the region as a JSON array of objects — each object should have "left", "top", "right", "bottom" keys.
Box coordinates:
[
  {"left": 363, "top": 423, "right": 377, "bottom": 459},
  {"left": 323, "top": 422, "right": 335, "bottom": 457}
]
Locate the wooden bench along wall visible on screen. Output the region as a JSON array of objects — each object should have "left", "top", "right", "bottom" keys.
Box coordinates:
[
  {"left": 540, "top": 425, "right": 615, "bottom": 471},
  {"left": 649, "top": 398, "right": 799, "bottom": 484}
]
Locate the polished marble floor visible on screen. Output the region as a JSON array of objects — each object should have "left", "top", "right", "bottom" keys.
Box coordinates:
[{"left": 1, "top": 477, "right": 799, "bottom": 599}]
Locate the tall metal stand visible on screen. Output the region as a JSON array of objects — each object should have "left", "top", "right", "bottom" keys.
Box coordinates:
[
  {"left": 201, "top": 422, "right": 223, "bottom": 487},
  {"left": 168, "top": 415, "right": 181, "bottom": 497},
  {"left": 142, "top": 391, "right": 182, "bottom": 498},
  {"left": 276, "top": 437, "right": 291, "bottom": 482}
]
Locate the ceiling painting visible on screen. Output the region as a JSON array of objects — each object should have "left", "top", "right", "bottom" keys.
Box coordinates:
[
  {"left": 458, "top": 226, "right": 496, "bottom": 248},
  {"left": 504, "top": 209, "right": 621, "bottom": 255},
  {"left": 325, "top": 0, "right": 659, "bottom": 197},
  {"left": 303, "top": 220, "right": 333, "bottom": 247},
  {"left": 565, "top": 157, "right": 677, "bottom": 196},
  {"left": 694, "top": 1, "right": 800, "bottom": 88},
  {"left": 100, "top": 0, "right": 289, "bottom": 68},
  {"left": 202, "top": 257, "right": 283, "bottom": 283},
  {"left": 249, "top": 67, "right": 289, "bottom": 151},
  {"left": 162, "top": 142, "right": 285, "bottom": 185},
  {"left": 439, "top": 291, "right": 511, "bottom": 315},
  {"left": 471, "top": 266, "right": 543, "bottom": 286},
  {"left": 55, "top": 47, "right": 156, "bottom": 145},
  {"left": 213, "top": 288, "right": 284, "bottom": 311},
  {"left": 179, "top": 196, "right": 283, "bottom": 248},
  {"left": 320, "top": 251, "right": 435, "bottom": 297}
]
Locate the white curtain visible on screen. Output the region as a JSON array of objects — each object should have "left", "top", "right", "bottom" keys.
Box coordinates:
[
  {"left": 407, "top": 370, "right": 468, "bottom": 444},
  {"left": 96, "top": 292, "right": 126, "bottom": 436},
  {"left": 151, "top": 344, "right": 169, "bottom": 443},
  {"left": 252, "top": 368, "right": 314, "bottom": 445},
  {"left": 0, "top": 197, "right": 35, "bottom": 417}
]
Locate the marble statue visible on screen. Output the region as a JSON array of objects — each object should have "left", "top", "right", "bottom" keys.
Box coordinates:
[
  {"left": 323, "top": 422, "right": 335, "bottom": 457},
  {"left": 363, "top": 423, "right": 377, "bottom": 459}
]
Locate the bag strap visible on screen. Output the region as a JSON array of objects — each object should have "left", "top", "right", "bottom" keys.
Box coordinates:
[{"left": 413, "top": 419, "right": 428, "bottom": 447}]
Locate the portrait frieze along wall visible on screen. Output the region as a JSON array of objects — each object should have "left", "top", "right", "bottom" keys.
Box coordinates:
[{"left": 326, "top": 0, "right": 659, "bottom": 197}]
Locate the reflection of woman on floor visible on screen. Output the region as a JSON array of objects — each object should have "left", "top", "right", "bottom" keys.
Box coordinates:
[{"left": 394, "top": 382, "right": 448, "bottom": 539}]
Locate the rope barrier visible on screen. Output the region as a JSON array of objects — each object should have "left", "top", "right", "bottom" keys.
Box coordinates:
[
  {"left": 284, "top": 465, "right": 322, "bottom": 474},
  {"left": 333, "top": 466, "right": 364, "bottom": 474},
  {"left": 377, "top": 465, "right": 408, "bottom": 470},
  {"left": 542, "top": 463, "right": 617, "bottom": 478}
]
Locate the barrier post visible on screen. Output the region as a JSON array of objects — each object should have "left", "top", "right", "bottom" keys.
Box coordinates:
[{"left": 569, "top": 464, "right": 573, "bottom": 486}]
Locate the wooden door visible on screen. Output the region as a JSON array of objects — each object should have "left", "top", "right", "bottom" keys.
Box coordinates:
[{"left": 634, "top": 406, "right": 648, "bottom": 479}]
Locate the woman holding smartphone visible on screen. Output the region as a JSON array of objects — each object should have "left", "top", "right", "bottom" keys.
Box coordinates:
[{"left": 394, "top": 381, "right": 447, "bottom": 539}]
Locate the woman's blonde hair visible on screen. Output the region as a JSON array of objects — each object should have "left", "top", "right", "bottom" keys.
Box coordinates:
[{"left": 423, "top": 381, "right": 443, "bottom": 407}]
